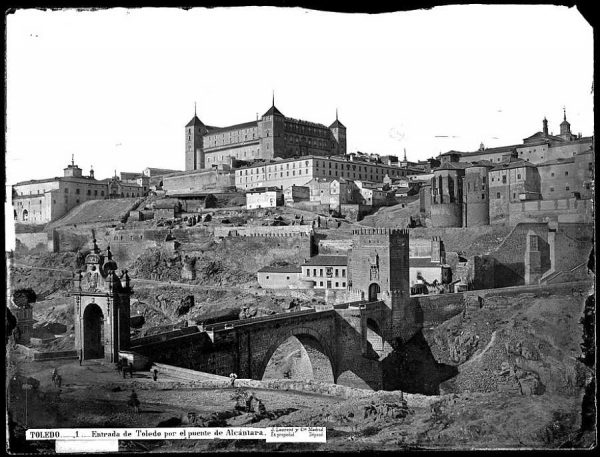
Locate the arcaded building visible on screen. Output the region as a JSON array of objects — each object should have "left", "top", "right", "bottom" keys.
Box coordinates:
[{"left": 185, "top": 101, "right": 346, "bottom": 171}]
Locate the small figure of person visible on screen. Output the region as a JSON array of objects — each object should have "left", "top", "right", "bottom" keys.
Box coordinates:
[
  {"left": 229, "top": 372, "right": 237, "bottom": 388},
  {"left": 152, "top": 369, "right": 158, "bottom": 381},
  {"left": 51, "top": 368, "right": 58, "bottom": 385},
  {"left": 116, "top": 359, "right": 123, "bottom": 373},
  {"left": 78, "top": 349, "right": 83, "bottom": 366},
  {"left": 245, "top": 393, "right": 254, "bottom": 412},
  {"left": 128, "top": 363, "right": 134, "bottom": 378},
  {"left": 55, "top": 374, "right": 62, "bottom": 388},
  {"left": 128, "top": 389, "right": 140, "bottom": 413},
  {"left": 256, "top": 400, "right": 266, "bottom": 415},
  {"left": 122, "top": 365, "right": 127, "bottom": 379}
]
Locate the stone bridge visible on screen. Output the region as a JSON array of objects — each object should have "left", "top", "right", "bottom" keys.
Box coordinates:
[{"left": 131, "top": 300, "right": 408, "bottom": 390}]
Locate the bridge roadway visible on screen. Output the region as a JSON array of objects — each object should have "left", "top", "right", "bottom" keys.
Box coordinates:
[{"left": 131, "top": 300, "right": 393, "bottom": 390}]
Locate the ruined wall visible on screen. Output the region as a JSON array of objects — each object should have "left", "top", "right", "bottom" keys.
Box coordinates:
[
  {"left": 410, "top": 294, "right": 464, "bottom": 327},
  {"left": 15, "top": 232, "right": 52, "bottom": 253}
]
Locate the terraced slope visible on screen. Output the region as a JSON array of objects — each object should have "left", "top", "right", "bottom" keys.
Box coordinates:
[{"left": 46, "top": 198, "right": 141, "bottom": 228}]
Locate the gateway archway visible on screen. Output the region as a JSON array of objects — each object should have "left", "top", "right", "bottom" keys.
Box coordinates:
[{"left": 83, "top": 303, "right": 104, "bottom": 359}]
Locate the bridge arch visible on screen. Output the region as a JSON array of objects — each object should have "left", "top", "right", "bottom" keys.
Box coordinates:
[{"left": 258, "top": 326, "right": 336, "bottom": 383}]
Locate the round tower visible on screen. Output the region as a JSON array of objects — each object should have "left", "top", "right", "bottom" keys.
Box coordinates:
[
  {"left": 463, "top": 163, "right": 492, "bottom": 227},
  {"left": 430, "top": 167, "right": 464, "bottom": 227}
]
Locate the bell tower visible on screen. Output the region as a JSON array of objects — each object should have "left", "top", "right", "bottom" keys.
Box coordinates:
[
  {"left": 72, "top": 235, "right": 132, "bottom": 362},
  {"left": 329, "top": 109, "right": 347, "bottom": 156},
  {"left": 185, "top": 103, "right": 208, "bottom": 171}
]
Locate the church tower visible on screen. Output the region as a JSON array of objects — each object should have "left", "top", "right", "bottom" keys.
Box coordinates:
[
  {"left": 258, "top": 94, "right": 286, "bottom": 160},
  {"left": 559, "top": 107, "right": 573, "bottom": 141},
  {"left": 185, "top": 103, "right": 208, "bottom": 171},
  {"left": 72, "top": 237, "right": 132, "bottom": 362},
  {"left": 329, "top": 109, "right": 347, "bottom": 156}
]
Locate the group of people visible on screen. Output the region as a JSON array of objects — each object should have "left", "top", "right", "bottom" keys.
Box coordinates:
[{"left": 116, "top": 359, "right": 135, "bottom": 378}]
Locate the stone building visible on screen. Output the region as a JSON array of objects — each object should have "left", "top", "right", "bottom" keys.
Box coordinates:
[
  {"left": 12, "top": 158, "right": 146, "bottom": 225},
  {"left": 301, "top": 255, "right": 349, "bottom": 290},
  {"left": 72, "top": 240, "right": 132, "bottom": 361},
  {"left": 185, "top": 101, "right": 346, "bottom": 171},
  {"left": 422, "top": 110, "right": 594, "bottom": 227},
  {"left": 235, "top": 155, "right": 417, "bottom": 191},
  {"left": 488, "top": 158, "right": 541, "bottom": 223},
  {"left": 246, "top": 187, "right": 284, "bottom": 210},
  {"left": 257, "top": 266, "right": 303, "bottom": 289}
]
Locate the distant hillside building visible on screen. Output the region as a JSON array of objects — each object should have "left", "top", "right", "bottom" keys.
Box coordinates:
[
  {"left": 12, "top": 158, "right": 146, "bottom": 225},
  {"left": 246, "top": 187, "right": 284, "bottom": 209},
  {"left": 424, "top": 110, "right": 594, "bottom": 227},
  {"left": 235, "top": 155, "right": 423, "bottom": 191},
  {"left": 185, "top": 100, "right": 346, "bottom": 171}
]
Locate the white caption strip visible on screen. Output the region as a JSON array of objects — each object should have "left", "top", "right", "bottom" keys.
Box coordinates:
[{"left": 27, "top": 427, "right": 326, "bottom": 452}]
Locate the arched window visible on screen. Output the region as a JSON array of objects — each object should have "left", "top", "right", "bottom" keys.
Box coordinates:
[{"left": 22, "top": 209, "right": 28, "bottom": 221}]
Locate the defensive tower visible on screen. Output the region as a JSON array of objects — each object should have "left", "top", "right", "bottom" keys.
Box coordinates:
[{"left": 349, "top": 228, "right": 416, "bottom": 344}]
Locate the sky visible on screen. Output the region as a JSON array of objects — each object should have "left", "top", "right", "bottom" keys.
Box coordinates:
[{"left": 5, "top": 5, "right": 594, "bottom": 186}]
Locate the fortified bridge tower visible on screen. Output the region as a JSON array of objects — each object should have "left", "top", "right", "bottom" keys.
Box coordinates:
[
  {"left": 72, "top": 237, "right": 132, "bottom": 362},
  {"left": 349, "top": 228, "right": 419, "bottom": 345}
]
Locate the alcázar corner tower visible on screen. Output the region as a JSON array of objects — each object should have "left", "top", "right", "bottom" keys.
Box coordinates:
[
  {"left": 349, "top": 228, "right": 419, "bottom": 345},
  {"left": 71, "top": 237, "right": 133, "bottom": 362}
]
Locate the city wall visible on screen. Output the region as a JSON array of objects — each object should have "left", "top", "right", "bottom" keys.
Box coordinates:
[{"left": 506, "top": 198, "right": 593, "bottom": 225}]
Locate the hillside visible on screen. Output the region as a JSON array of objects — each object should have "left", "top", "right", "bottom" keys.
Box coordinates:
[
  {"left": 360, "top": 198, "right": 421, "bottom": 228},
  {"left": 46, "top": 198, "right": 142, "bottom": 228}
]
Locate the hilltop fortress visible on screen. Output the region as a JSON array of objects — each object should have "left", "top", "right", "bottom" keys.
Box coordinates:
[{"left": 185, "top": 98, "right": 346, "bottom": 171}]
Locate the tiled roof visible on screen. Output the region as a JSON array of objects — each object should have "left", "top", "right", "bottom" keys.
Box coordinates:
[
  {"left": 186, "top": 115, "right": 204, "bottom": 127},
  {"left": 303, "top": 255, "right": 348, "bottom": 266},
  {"left": 460, "top": 144, "right": 518, "bottom": 156},
  {"left": 262, "top": 105, "right": 284, "bottom": 117},
  {"left": 410, "top": 257, "right": 442, "bottom": 268},
  {"left": 258, "top": 265, "right": 302, "bottom": 273},
  {"left": 14, "top": 177, "right": 60, "bottom": 186},
  {"left": 465, "top": 159, "right": 496, "bottom": 168},
  {"left": 205, "top": 121, "right": 258, "bottom": 135},
  {"left": 435, "top": 162, "right": 471, "bottom": 171},
  {"left": 490, "top": 158, "right": 537, "bottom": 171}
]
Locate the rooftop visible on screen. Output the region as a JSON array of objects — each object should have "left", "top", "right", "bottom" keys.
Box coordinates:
[
  {"left": 490, "top": 158, "right": 537, "bottom": 171},
  {"left": 205, "top": 120, "right": 258, "bottom": 135},
  {"left": 258, "top": 265, "right": 302, "bottom": 274},
  {"left": 303, "top": 255, "right": 348, "bottom": 267},
  {"left": 410, "top": 257, "right": 443, "bottom": 268}
]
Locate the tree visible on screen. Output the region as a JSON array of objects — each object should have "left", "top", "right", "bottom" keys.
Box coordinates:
[{"left": 204, "top": 194, "right": 217, "bottom": 209}]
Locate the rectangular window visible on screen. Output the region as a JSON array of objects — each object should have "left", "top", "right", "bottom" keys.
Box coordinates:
[
  {"left": 335, "top": 269, "right": 339, "bottom": 277},
  {"left": 306, "top": 269, "right": 310, "bottom": 277},
  {"left": 502, "top": 175, "right": 506, "bottom": 184},
  {"left": 481, "top": 193, "right": 485, "bottom": 200},
  {"left": 342, "top": 282, "right": 346, "bottom": 287},
  {"left": 342, "top": 269, "right": 346, "bottom": 277},
  {"left": 319, "top": 281, "right": 323, "bottom": 287},
  {"left": 496, "top": 192, "right": 501, "bottom": 199},
  {"left": 566, "top": 186, "right": 570, "bottom": 191},
  {"left": 550, "top": 187, "right": 554, "bottom": 192},
  {"left": 565, "top": 171, "right": 569, "bottom": 176}
]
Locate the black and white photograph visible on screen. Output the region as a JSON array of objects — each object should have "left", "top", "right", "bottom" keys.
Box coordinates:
[{"left": 5, "top": 3, "right": 595, "bottom": 453}]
